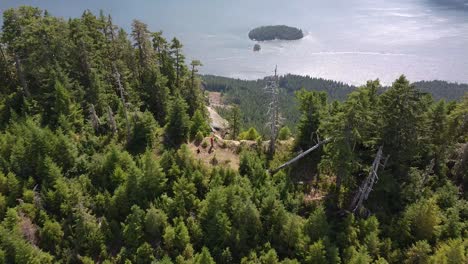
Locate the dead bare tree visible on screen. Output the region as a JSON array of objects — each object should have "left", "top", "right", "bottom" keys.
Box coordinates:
[
  {"left": 9, "top": 12, "right": 31, "bottom": 97},
  {"left": 265, "top": 66, "right": 281, "bottom": 156},
  {"left": 0, "top": 44, "right": 13, "bottom": 83},
  {"left": 422, "top": 158, "right": 435, "bottom": 184},
  {"left": 32, "top": 184, "right": 42, "bottom": 210},
  {"left": 107, "top": 106, "right": 117, "bottom": 134},
  {"left": 14, "top": 54, "right": 30, "bottom": 97},
  {"left": 19, "top": 212, "right": 38, "bottom": 245},
  {"left": 113, "top": 67, "right": 131, "bottom": 139},
  {"left": 269, "top": 138, "right": 332, "bottom": 174},
  {"left": 89, "top": 104, "right": 101, "bottom": 132},
  {"left": 349, "top": 146, "right": 387, "bottom": 214},
  {"left": 107, "top": 15, "right": 131, "bottom": 142}
]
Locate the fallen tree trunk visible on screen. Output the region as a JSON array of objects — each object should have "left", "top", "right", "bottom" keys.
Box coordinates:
[
  {"left": 269, "top": 138, "right": 331, "bottom": 174},
  {"left": 349, "top": 145, "right": 385, "bottom": 213}
]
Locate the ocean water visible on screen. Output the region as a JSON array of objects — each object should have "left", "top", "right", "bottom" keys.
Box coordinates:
[{"left": 1, "top": 0, "right": 468, "bottom": 85}]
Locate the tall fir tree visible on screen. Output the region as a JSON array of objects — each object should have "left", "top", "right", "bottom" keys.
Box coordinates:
[{"left": 165, "top": 96, "right": 191, "bottom": 147}]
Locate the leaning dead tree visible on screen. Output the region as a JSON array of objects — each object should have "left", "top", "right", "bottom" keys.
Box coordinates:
[
  {"left": 265, "top": 66, "right": 281, "bottom": 156},
  {"left": 269, "top": 138, "right": 332, "bottom": 174},
  {"left": 349, "top": 146, "right": 387, "bottom": 214}
]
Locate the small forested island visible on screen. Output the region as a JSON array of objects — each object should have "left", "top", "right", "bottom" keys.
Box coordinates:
[{"left": 249, "top": 25, "right": 304, "bottom": 41}]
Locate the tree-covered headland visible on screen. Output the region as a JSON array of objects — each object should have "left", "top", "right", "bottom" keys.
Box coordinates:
[{"left": 0, "top": 6, "right": 466, "bottom": 264}]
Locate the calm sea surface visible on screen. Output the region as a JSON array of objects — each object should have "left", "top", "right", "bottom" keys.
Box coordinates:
[{"left": 1, "top": 0, "right": 468, "bottom": 85}]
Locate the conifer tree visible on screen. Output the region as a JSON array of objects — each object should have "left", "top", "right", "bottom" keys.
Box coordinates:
[
  {"left": 170, "top": 38, "right": 185, "bottom": 90},
  {"left": 190, "top": 109, "right": 210, "bottom": 140},
  {"left": 404, "top": 240, "right": 431, "bottom": 264},
  {"left": 293, "top": 90, "right": 328, "bottom": 176},
  {"left": 145, "top": 206, "right": 168, "bottom": 241},
  {"left": 139, "top": 150, "right": 167, "bottom": 204},
  {"left": 131, "top": 19, "right": 152, "bottom": 72},
  {"left": 127, "top": 111, "right": 158, "bottom": 154},
  {"left": 228, "top": 105, "right": 242, "bottom": 139},
  {"left": 321, "top": 80, "right": 380, "bottom": 194},
  {"left": 140, "top": 66, "right": 170, "bottom": 124},
  {"left": 122, "top": 205, "right": 145, "bottom": 252},
  {"left": 195, "top": 247, "right": 215, "bottom": 264},
  {"left": 429, "top": 100, "right": 448, "bottom": 178},
  {"left": 380, "top": 75, "right": 428, "bottom": 176},
  {"left": 185, "top": 59, "right": 204, "bottom": 116},
  {"left": 165, "top": 96, "right": 190, "bottom": 147}
]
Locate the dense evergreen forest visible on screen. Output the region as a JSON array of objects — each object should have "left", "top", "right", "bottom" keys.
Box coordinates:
[
  {"left": 412, "top": 80, "right": 468, "bottom": 101},
  {"left": 0, "top": 6, "right": 467, "bottom": 264}
]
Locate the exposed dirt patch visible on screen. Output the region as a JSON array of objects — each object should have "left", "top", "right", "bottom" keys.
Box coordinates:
[
  {"left": 188, "top": 137, "right": 295, "bottom": 171},
  {"left": 188, "top": 137, "right": 241, "bottom": 170},
  {"left": 208, "top": 92, "right": 223, "bottom": 106},
  {"left": 304, "top": 188, "right": 326, "bottom": 202},
  {"left": 208, "top": 91, "right": 231, "bottom": 109}
]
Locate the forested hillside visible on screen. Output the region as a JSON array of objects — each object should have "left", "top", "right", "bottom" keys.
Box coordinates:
[
  {"left": 0, "top": 6, "right": 467, "bottom": 264},
  {"left": 413, "top": 80, "right": 468, "bottom": 101},
  {"left": 203, "top": 75, "right": 468, "bottom": 136},
  {"left": 202, "top": 74, "right": 355, "bottom": 135}
]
